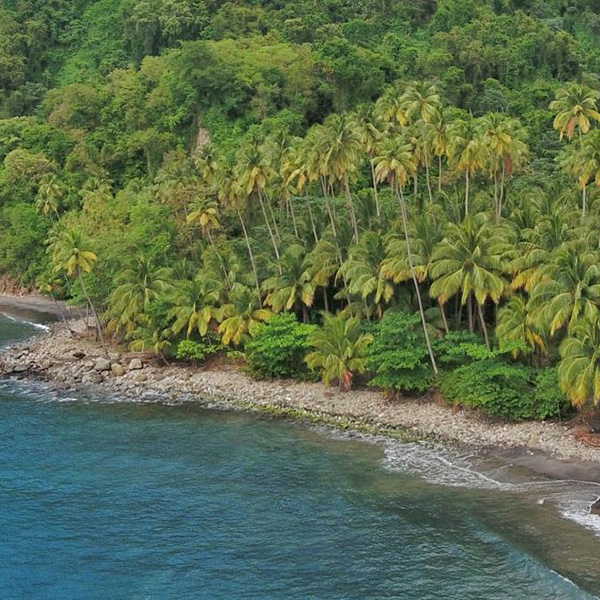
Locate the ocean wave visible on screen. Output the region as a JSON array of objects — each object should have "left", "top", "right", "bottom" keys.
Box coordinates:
[{"left": 0, "top": 312, "right": 50, "bottom": 331}]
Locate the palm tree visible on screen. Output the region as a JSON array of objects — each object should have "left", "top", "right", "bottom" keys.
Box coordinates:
[
  {"left": 170, "top": 276, "right": 222, "bottom": 338},
  {"left": 338, "top": 231, "right": 393, "bottom": 319},
  {"left": 549, "top": 82, "right": 600, "bottom": 141},
  {"left": 305, "top": 313, "right": 373, "bottom": 391},
  {"left": 478, "top": 113, "right": 528, "bottom": 219},
  {"left": 107, "top": 255, "right": 171, "bottom": 335},
  {"left": 527, "top": 245, "right": 600, "bottom": 337},
  {"left": 262, "top": 245, "right": 315, "bottom": 323},
  {"left": 235, "top": 140, "right": 282, "bottom": 273},
  {"left": 447, "top": 117, "right": 486, "bottom": 215},
  {"left": 560, "top": 130, "right": 600, "bottom": 218},
  {"left": 374, "top": 138, "right": 438, "bottom": 372},
  {"left": 350, "top": 105, "right": 384, "bottom": 218},
  {"left": 431, "top": 108, "right": 451, "bottom": 192},
  {"left": 219, "top": 286, "right": 273, "bottom": 346},
  {"left": 429, "top": 214, "right": 510, "bottom": 347},
  {"left": 496, "top": 295, "right": 546, "bottom": 358},
  {"left": 402, "top": 81, "right": 442, "bottom": 202},
  {"left": 36, "top": 175, "right": 64, "bottom": 220},
  {"left": 558, "top": 313, "right": 600, "bottom": 408},
  {"left": 49, "top": 228, "right": 107, "bottom": 354},
  {"left": 318, "top": 114, "right": 362, "bottom": 242},
  {"left": 375, "top": 84, "right": 409, "bottom": 127}
]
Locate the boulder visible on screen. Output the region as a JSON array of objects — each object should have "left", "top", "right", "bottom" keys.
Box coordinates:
[
  {"left": 111, "top": 363, "right": 125, "bottom": 377},
  {"left": 591, "top": 499, "right": 600, "bottom": 517},
  {"left": 128, "top": 358, "right": 143, "bottom": 371},
  {"left": 84, "top": 372, "right": 104, "bottom": 384},
  {"left": 12, "top": 363, "right": 29, "bottom": 373},
  {"left": 94, "top": 357, "right": 111, "bottom": 372},
  {"left": 73, "top": 352, "right": 86, "bottom": 360}
]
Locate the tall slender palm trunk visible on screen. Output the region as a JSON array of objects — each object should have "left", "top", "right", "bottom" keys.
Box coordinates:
[
  {"left": 395, "top": 181, "right": 438, "bottom": 375},
  {"left": 236, "top": 205, "right": 262, "bottom": 299},
  {"left": 370, "top": 159, "right": 381, "bottom": 218},
  {"left": 257, "top": 189, "right": 282, "bottom": 274},
  {"left": 79, "top": 274, "right": 108, "bottom": 357},
  {"left": 465, "top": 168, "right": 470, "bottom": 216},
  {"left": 343, "top": 175, "right": 360, "bottom": 243},
  {"left": 477, "top": 302, "right": 490, "bottom": 348}
]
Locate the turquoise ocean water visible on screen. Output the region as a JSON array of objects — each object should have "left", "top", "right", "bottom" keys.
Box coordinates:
[{"left": 1, "top": 314, "right": 599, "bottom": 599}]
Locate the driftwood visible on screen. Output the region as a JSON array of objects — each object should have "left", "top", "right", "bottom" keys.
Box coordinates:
[{"left": 574, "top": 428, "right": 600, "bottom": 449}]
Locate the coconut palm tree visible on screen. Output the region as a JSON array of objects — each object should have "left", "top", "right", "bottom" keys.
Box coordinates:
[
  {"left": 170, "top": 275, "right": 222, "bottom": 339},
  {"left": 431, "top": 108, "right": 451, "bottom": 192},
  {"left": 219, "top": 286, "right": 273, "bottom": 346},
  {"left": 558, "top": 313, "right": 600, "bottom": 408},
  {"left": 305, "top": 313, "right": 373, "bottom": 391},
  {"left": 374, "top": 137, "right": 439, "bottom": 372},
  {"left": 478, "top": 113, "right": 528, "bottom": 219},
  {"left": 496, "top": 295, "right": 546, "bottom": 358},
  {"left": 36, "top": 175, "right": 64, "bottom": 220},
  {"left": 338, "top": 231, "right": 393, "bottom": 319},
  {"left": 318, "top": 113, "right": 362, "bottom": 242},
  {"left": 429, "top": 213, "right": 510, "bottom": 347},
  {"left": 234, "top": 140, "right": 282, "bottom": 273},
  {"left": 350, "top": 105, "right": 384, "bottom": 218},
  {"left": 49, "top": 228, "right": 107, "bottom": 353},
  {"left": 375, "top": 84, "right": 409, "bottom": 127},
  {"left": 549, "top": 82, "right": 600, "bottom": 141},
  {"left": 107, "top": 255, "right": 171, "bottom": 335},
  {"left": 447, "top": 117, "right": 487, "bottom": 215},
  {"left": 402, "top": 81, "right": 442, "bottom": 202},
  {"left": 262, "top": 245, "right": 315, "bottom": 323},
  {"left": 527, "top": 245, "right": 600, "bottom": 337}
]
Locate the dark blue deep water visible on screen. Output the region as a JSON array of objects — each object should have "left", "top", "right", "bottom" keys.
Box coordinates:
[{"left": 1, "top": 315, "right": 600, "bottom": 599}]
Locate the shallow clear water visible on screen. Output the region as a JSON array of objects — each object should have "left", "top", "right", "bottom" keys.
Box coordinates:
[{"left": 1, "top": 316, "right": 600, "bottom": 599}]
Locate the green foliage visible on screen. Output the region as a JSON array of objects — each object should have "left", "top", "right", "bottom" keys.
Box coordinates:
[
  {"left": 534, "top": 368, "right": 572, "bottom": 420},
  {"left": 440, "top": 359, "right": 537, "bottom": 421},
  {"left": 306, "top": 313, "right": 373, "bottom": 391},
  {"left": 175, "top": 339, "right": 220, "bottom": 364},
  {"left": 245, "top": 313, "right": 315, "bottom": 379},
  {"left": 366, "top": 311, "right": 433, "bottom": 394}
]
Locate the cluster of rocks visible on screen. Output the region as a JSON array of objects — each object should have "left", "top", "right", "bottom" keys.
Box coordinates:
[{"left": 3, "top": 319, "right": 600, "bottom": 468}]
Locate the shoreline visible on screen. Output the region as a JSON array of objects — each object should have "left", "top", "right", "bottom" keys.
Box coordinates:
[
  {"left": 1, "top": 317, "right": 600, "bottom": 483},
  {"left": 0, "top": 294, "right": 83, "bottom": 323}
]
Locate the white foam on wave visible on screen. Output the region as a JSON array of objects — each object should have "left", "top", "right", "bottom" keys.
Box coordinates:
[
  {"left": 0, "top": 312, "right": 50, "bottom": 331},
  {"left": 380, "top": 438, "right": 600, "bottom": 541},
  {"left": 382, "top": 440, "right": 510, "bottom": 490}
]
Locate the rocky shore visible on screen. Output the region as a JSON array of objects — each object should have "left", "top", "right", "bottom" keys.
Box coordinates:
[{"left": 2, "top": 318, "right": 600, "bottom": 468}]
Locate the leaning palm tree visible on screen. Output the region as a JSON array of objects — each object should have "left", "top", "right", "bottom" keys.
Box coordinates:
[
  {"left": 549, "top": 82, "right": 600, "bottom": 141},
  {"left": 305, "top": 313, "right": 373, "bottom": 391},
  {"left": 374, "top": 137, "right": 438, "bottom": 372},
  {"left": 49, "top": 228, "right": 107, "bottom": 353},
  {"left": 558, "top": 313, "right": 600, "bottom": 408},
  {"left": 429, "top": 213, "right": 510, "bottom": 347}
]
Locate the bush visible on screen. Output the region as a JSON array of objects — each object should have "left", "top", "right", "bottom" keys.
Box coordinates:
[
  {"left": 533, "top": 368, "right": 572, "bottom": 420},
  {"left": 440, "top": 359, "right": 537, "bottom": 421},
  {"left": 366, "top": 311, "right": 434, "bottom": 395},
  {"left": 434, "top": 330, "right": 487, "bottom": 368},
  {"left": 175, "top": 339, "right": 220, "bottom": 364},
  {"left": 246, "top": 313, "right": 315, "bottom": 379}
]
